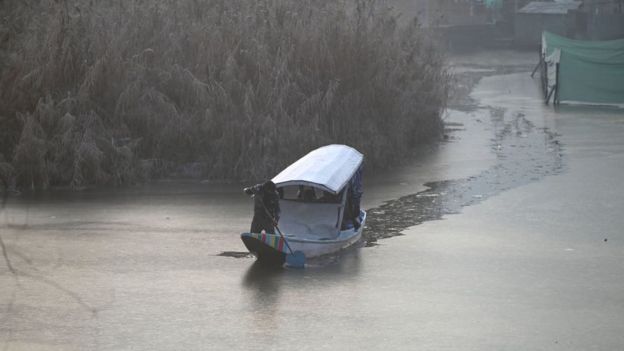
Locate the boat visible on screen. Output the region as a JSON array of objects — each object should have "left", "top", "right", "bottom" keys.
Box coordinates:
[{"left": 241, "top": 144, "right": 366, "bottom": 266}]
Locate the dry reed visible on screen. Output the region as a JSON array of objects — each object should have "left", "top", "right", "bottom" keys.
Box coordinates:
[{"left": 0, "top": 0, "right": 449, "bottom": 189}]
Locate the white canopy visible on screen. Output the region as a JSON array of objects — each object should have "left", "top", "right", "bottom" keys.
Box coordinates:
[{"left": 272, "top": 144, "right": 363, "bottom": 194}]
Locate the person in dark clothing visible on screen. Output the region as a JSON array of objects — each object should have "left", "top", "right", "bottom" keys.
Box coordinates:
[
  {"left": 350, "top": 166, "right": 363, "bottom": 229},
  {"left": 341, "top": 189, "right": 359, "bottom": 230},
  {"left": 341, "top": 166, "right": 364, "bottom": 230},
  {"left": 244, "top": 180, "right": 281, "bottom": 234}
]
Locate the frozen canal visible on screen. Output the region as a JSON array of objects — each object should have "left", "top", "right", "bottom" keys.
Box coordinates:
[{"left": 2, "top": 52, "right": 624, "bottom": 350}]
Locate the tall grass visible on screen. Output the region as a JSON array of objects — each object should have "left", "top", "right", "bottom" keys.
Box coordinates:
[{"left": 0, "top": 0, "right": 448, "bottom": 189}]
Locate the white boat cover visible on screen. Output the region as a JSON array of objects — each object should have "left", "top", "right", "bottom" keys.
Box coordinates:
[
  {"left": 272, "top": 144, "right": 363, "bottom": 194},
  {"left": 278, "top": 200, "right": 341, "bottom": 239}
]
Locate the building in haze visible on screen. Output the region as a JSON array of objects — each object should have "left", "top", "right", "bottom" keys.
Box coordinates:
[
  {"left": 514, "top": 1, "right": 582, "bottom": 47},
  {"left": 582, "top": 0, "right": 624, "bottom": 39}
]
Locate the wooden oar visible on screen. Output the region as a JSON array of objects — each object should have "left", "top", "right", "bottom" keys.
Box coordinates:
[
  {"left": 272, "top": 221, "right": 305, "bottom": 268},
  {"left": 259, "top": 198, "right": 305, "bottom": 268}
]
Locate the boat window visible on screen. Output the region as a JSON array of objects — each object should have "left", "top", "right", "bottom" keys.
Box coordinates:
[{"left": 277, "top": 185, "right": 341, "bottom": 203}]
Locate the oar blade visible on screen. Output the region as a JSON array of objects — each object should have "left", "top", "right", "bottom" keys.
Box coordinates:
[{"left": 285, "top": 251, "right": 306, "bottom": 268}]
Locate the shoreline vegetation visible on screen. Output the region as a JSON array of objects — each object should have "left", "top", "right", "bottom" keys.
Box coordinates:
[{"left": 0, "top": 0, "right": 449, "bottom": 191}]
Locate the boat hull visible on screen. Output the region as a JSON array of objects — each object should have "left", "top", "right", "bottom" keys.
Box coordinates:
[
  {"left": 241, "top": 210, "right": 366, "bottom": 264},
  {"left": 241, "top": 235, "right": 286, "bottom": 265}
]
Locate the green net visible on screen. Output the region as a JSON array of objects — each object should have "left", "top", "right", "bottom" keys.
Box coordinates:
[{"left": 542, "top": 31, "right": 624, "bottom": 105}]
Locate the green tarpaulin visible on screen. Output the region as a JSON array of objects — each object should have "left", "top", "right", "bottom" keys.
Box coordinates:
[
  {"left": 483, "top": 0, "right": 502, "bottom": 8},
  {"left": 542, "top": 31, "right": 624, "bottom": 106}
]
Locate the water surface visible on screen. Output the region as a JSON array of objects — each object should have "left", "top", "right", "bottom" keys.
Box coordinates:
[{"left": 2, "top": 60, "right": 624, "bottom": 351}]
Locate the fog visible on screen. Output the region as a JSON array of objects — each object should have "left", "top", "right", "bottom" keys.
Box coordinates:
[{"left": 2, "top": 1, "right": 624, "bottom": 350}]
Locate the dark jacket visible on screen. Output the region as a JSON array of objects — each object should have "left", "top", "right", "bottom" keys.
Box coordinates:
[{"left": 244, "top": 182, "right": 281, "bottom": 233}]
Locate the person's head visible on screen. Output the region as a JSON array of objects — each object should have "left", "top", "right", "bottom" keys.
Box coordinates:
[{"left": 262, "top": 180, "right": 276, "bottom": 194}]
